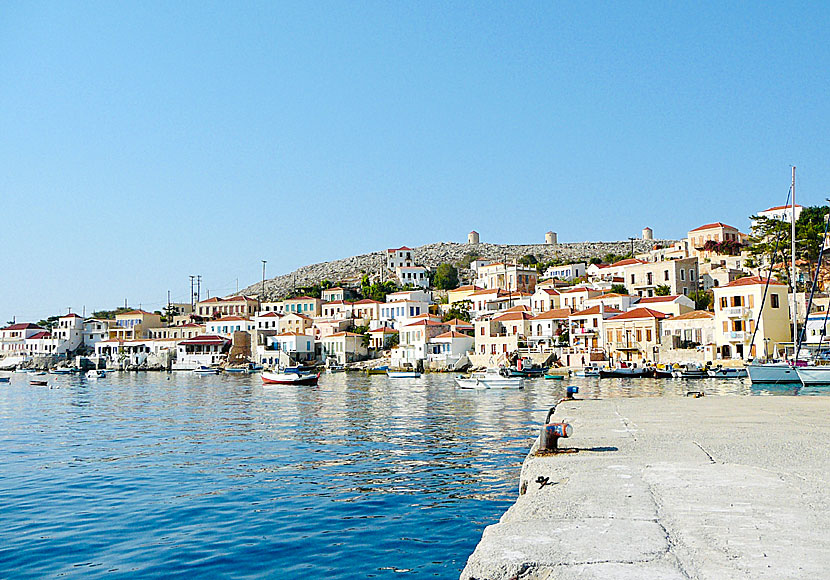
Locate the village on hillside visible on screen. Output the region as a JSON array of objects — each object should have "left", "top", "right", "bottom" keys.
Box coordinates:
[{"left": 2, "top": 202, "right": 828, "bottom": 372}]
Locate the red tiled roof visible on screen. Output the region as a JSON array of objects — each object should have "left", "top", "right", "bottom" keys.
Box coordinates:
[
  {"left": 118, "top": 310, "right": 155, "bottom": 316},
  {"left": 532, "top": 308, "right": 573, "bottom": 320},
  {"left": 324, "top": 300, "right": 349, "bottom": 305},
  {"left": 761, "top": 204, "right": 802, "bottom": 213},
  {"left": 536, "top": 288, "right": 560, "bottom": 295},
  {"left": 444, "top": 318, "right": 474, "bottom": 327},
  {"left": 450, "top": 285, "right": 482, "bottom": 292},
  {"left": 610, "top": 258, "right": 646, "bottom": 267},
  {"left": 560, "top": 286, "right": 594, "bottom": 294},
  {"left": 60, "top": 313, "right": 82, "bottom": 318},
  {"left": 469, "top": 288, "right": 503, "bottom": 297},
  {"left": 593, "top": 292, "right": 628, "bottom": 299},
  {"left": 285, "top": 296, "right": 318, "bottom": 302},
  {"left": 368, "top": 326, "right": 398, "bottom": 333},
  {"left": 28, "top": 331, "right": 51, "bottom": 339},
  {"left": 689, "top": 222, "right": 738, "bottom": 232},
  {"left": 433, "top": 331, "right": 471, "bottom": 339},
  {"left": 666, "top": 310, "right": 715, "bottom": 321},
  {"left": 259, "top": 312, "right": 282, "bottom": 318},
  {"left": 276, "top": 331, "right": 311, "bottom": 337},
  {"left": 571, "top": 305, "right": 622, "bottom": 317},
  {"left": 723, "top": 276, "right": 785, "bottom": 287},
  {"left": 210, "top": 316, "right": 250, "bottom": 322},
  {"left": 606, "top": 307, "right": 667, "bottom": 321},
  {"left": 1, "top": 323, "right": 43, "bottom": 331},
  {"left": 504, "top": 305, "right": 530, "bottom": 313},
  {"left": 493, "top": 311, "right": 534, "bottom": 322},
  {"left": 179, "top": 334, "right": 231, "bottom": 345},
  {"left": 387, "top": 246, "right": 413, "bottom": 252},
  {"left": 353, "top": 299, "right": 381, "bottom": 304},
  {"left": 403, "top": 320, "right": 448, "bottom": 327},
  {"left": 327, "top": 331, "right": 363, "bottom": 337},
  {"left": 637, "top": 295, "right": 682, "bottom": 303}
]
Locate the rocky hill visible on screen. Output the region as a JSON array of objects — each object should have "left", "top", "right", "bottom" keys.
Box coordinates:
[{"left": 241, "top": 239, "right": 675, "bottom": 300}]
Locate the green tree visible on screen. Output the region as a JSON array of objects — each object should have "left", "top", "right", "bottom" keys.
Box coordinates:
[
  {"left": 654, "top": 285, "right": 671, "bottom": 296},
  {"left": 456, "top": 252, "right": 481, "bottom": 269},
  {"left": 433, "top": 263, "right": 459, "bottom": 290},
  {"left": 689, "top": 290, "right": 713, "bottom": 311},
  {"left": 442, "top": 300, "right": 472, "bottom": 322},
  {"left": 610, "top": 284, "right": 629, "bottom": 295},
  {"left": 518, "top": 254, "right": 537, "bottom": 266}
]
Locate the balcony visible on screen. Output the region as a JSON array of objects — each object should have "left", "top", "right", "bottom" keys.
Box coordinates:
[
  {"left": 728, "top": 331, "right": 745, "bottom": 341},
  {"left": 722, "top": 307, "right": 752, "bottom": 318}
]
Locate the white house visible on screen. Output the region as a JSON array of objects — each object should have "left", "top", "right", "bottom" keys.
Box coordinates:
[
  {"left": 268, "top": 332, "right": 315, "bottom": 362},
  {"left": 50, "top": 313, "right": 85, "bottom": 354},
  {"left": 176, "top": 335, "right": 231, "bottom": 369},
  {"left": 543, "top": 262, "right": 586, "bottom": 282},
  {"left": 205, "top": 316, "right": 255, "bottom": 338},
  {"left": 754, "top": 204, "right": 803, "bottom": 227},
  {"left": 387, "top": 246, "right": 414, "bottom": 270},
  {"left": 396, "top": 265, "right": 430, "bottom": 289},
  {"left": 321, "top": 331, "right": 368, "bottom": 364},
  {"left": 427, "top": 331, "right": 474, "bottom": 368}
]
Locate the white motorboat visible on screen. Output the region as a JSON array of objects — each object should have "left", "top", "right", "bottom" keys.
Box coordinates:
[
  {"left": 573, "top": 364, "right": 600, "bottom": 377},
  {"left": 746, "top": 362, "right": 799, "bottom": 384},
  {"left": 85, "top": 369, "right": 107, "bottom": 379},
  {"left": 455, "top": 369, "right": 523, "bottom": 389},
  {"left": 193, "top": 366, "right": 220, "bottom": 375},
  {"left": 387, "top": 371, "right": 421, "bottom": 378},
  {"left": 261, "top": 371, "right": 320, "bottom": 386}
]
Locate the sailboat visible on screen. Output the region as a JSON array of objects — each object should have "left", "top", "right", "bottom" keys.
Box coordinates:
[{"left": 747, "top": 168, "right": 802, "bottom": 384}]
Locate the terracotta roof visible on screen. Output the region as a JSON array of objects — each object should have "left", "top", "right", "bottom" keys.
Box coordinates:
[
  {"left": 532, "top": 308, "right": 573, "bottom": 320},
  {"left": 259, "top": 312, "right": 282, "bottom": 318},
  {"left": 689, "top": 222, "right": 738, "bottom": 232},
  {"left": 276, "top": 331, "right": 311, "bottom": 337},
  {"left": 285, "top": 296, "right": 318, "bottom": 302},
  {"left": 592, "top": 292, "right": 628, "bottom": 299},
  {"left": 28, "top": 331, "right": 51, "bottom": 339},
  {"left": 723, "top": 276, "right": 785, "bottom": 288},
  {"left": 610, "top": 258, "right": 646, "bottom": 267},
  {"left": 324, "top": 300, "right": 350, "bottom": 306},
  {"left": 327, "top": 331, "right": 363, "bottom": 338},
  {"left": 403, "top": 320, "right": 448, "bottom": 327},
  {"left": 469, "top": 288, "right": 503, "bottom": 297},
  {"left": 493, "top": 311, "right": 534, "bottom": 322},
  {"left": 60, "top": 313, "right": 82, "bottom": 318},
  {"left": 560, "top": 286, "right": 595, "bottom": 294},
  {"left": 387, "top": 246, "right": 413, "bottom": 252},
  {"left": 1, "top": 323, "right": 43, "bottom": 331},
  {"left": 353, "top": 299, "right": 381, "bottom": 304},
  {"left": 444, "top": 318, "right": 474, "bottom": 327},
  {"left": 606, "top": 307, "right": 668, "bottom": 321},
  {"left": 637, "top": 295, "right": 683, "bottom": 303},
  {"left": 666, "top": 310, "right": 715, "bottom": 321},
  {"left": 117, "top": 310, "right": 156, "bottom": 316},
  {"left": 761, "top": 204, "right": 802, "bottom": 213},
  {"left": 536, "top": 288, "right": 560, "bottom": 295},
  {"left": 433, "top": 331, "right": 471, "bottom": 339},
  {"left": 368, "top": 326, "right": 398, "bottom": 333},
  {"left": 570, "top": 305, "right": 622, "bottom": 317},
  {"left": 450, "top": 285, "right": 482, "bottom": 292},
  {"left": 284, "top": 313, "right": 312, "bottom": 320},
  {"left": 504, "top": 305, "right": 530, "bottom": 313},
  {"left": 211, "top": 316, "right": 250, "bottom": 322},
  {"left": 324, "top": 287, "right": 344, "bottom": 291}
]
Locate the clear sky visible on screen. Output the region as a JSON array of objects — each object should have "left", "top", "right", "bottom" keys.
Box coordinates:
[{"left": 2, "top": 2, "right": 830, "bottom": 323}]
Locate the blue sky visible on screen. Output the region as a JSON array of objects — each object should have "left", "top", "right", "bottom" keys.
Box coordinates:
[{"left": 2, "top": 2, "right": 830, "bottom": 322}]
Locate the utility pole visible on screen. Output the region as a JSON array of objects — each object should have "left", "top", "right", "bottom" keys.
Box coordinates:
[
  {"left": 190, "top": 275, "right": 196, "bottom": 310},
  {"left": 196, "top": 275, "right": 202, "bottom": 303},
  {"left": 628, "top": 237, "right": 636, "bottom": 257},
  {"left": 261, "top": 260, "right": 267, "bottom": 309}
]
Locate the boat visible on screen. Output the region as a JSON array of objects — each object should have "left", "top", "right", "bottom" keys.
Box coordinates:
[
  {"left": 85, "top": 370, "right": 107, "bottom": 379},
  {"left": 671, "top": 363, "right": 708, "bottom": 379},
  {"left": 261, "top": 371, "right": 320, "bottom": 386},
  {"left": 707, "top": 366, "right": 748, "bottom": 378},
  {"left": 0, "top": 376, "right": 9, "bottom": 383},
  {"left": 795, "top": 364, "right": 830, "bottom": 385},
  {"left": 30, "top": 379, "right": 48, "bottom": 386},
  {"left": 225, "top": 363, "right": 258, "bottom": 374},
  {"left": 50, "top": 368, "right": 74, "bottom": 375},
  {"left": 746, "top": 361, "right": 800, "bottom": 384},
  {"left": 543, "top": 373, "right": 565, "bottom": 380},
  {"left": 327, "top": 364, "right": 345, "bottom": 373},
  {"left": 653, "top": 366, "right": 675, "bottom": 379},
  {"left": 598, "top": 364, "right": 652, "bottom": 378},
  {"left": 455, "top": 369, "right": 523, "bottom": 389},
  {"left": 366, "top": 366, "right": 389, "bottom": 375},
  {"left": 387, "top": 371, "right": 421, "bottom": 378},
  {"left": 193, "top": 366, "right": 220, "bottom": 375},
  {"left": 573, "top": 364, "right": 600, "bottom": 377}
]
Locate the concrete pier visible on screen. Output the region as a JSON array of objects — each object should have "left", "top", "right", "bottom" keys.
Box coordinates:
[{"left": 461, "top": 396, "right": 830, "bottom": 579}]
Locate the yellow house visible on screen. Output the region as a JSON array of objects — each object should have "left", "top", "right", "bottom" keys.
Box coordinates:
[
  {"left": 711, "top": 276, "right": 790, "bottom": 359},
  {"left": 604, "top": 307, "right": 667, "bottom": 363},
  {"left": 448, "top": 285, "right": 482, "bottom": 306},
  {"left": 110, "top": 310, "right": 163, "bottom": 340}
]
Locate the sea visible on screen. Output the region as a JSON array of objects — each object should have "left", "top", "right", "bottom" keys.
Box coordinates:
[{"left": 0, "top": 372, "right": 818, "bottom": 579}]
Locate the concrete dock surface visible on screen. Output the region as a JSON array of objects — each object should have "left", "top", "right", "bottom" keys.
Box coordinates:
[{"left": 461, "top": 396, "right": 830, "bottom": 580}]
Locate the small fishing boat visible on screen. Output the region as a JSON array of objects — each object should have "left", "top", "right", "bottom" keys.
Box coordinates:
[
  {"left": 30, "top": 379, "right": 48, "bottom": 386},
  {"left": 0, "top": 376, "right": 10, "bottom": 383},
  {"left": 193, "top": 366, "right": 220, "bottom": 375},
  {"left": 543, "top": 373, "right": 565, "bottom": 380},
  {"left": 225, "top": 363, "right": 258, "bottom": 374},
  {"left": 85, "top": 369, "right": 107, "bottom": 379},
  {"left": 653, "top": 367, "right": 674, "bottom": 379},
  {"left": 366, "top": 366, "right": 389, "bottom": 375},
  {"left": 707, "top": 366, "right": 748, "bottom": 379},
  {"left": 261, "top": 371, "right": 320, "bottom": 386},
  {"left": 50, "top": 368, "right": 74, "bottom": 375},
  {"left": 573, "top": 364, "right": 600, "bottom": 377},
  {"left": 456, "top": 369, "right": 523, "bottom": 389},
  {"left": 387, "top": 371, "right": 421, "bottom": 378},
  {"left": 671, "top": 363, "right": 707, "bottom": 379},
  {"left": 327, "top": 364, "right": 345, "bottom": 373},
  {"left": 598, "top": 365, "right": 652, "bottom": 378}
]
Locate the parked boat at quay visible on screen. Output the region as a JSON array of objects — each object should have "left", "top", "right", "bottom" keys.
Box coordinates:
[
  {"left": 707, "top": 366, "right": 748, "bottom": 378},
  {"left": 387, "top": 371, "right": 421, "bottom": 378},
  {"left": 598, "top": 364, "right": 652, "bottom": 379},
  {"left": 573, "top": 364, "right": 600, "bottom": 377},
  {"left": 671, "top": 363, "right": 708, "bottom": 379},
  {"left": 193, "top": 366, "right": 220, "bottom": 375},
  {"left": 455, "top": 369, "right": 523, "bottom": 389}
]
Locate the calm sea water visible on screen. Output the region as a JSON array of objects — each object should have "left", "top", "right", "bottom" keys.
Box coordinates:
[{"left": 0, "top": 372, "right": 817, "bottom": 579}]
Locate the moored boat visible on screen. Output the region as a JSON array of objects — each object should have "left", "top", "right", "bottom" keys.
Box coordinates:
[
  {"left": 671, "top": 363, "right": 708, "bottom": 379},
  {"left": 365, "top": 366, "right": 389, "bottom": 375},
  {"left": 598, "top": 365, "right": 652, "bottom": 379},
  {"left": 261, "top": 371, "right": 320, "bottom": 386},
  {"left": 795, "top": 364, "right": 830, "bottom": 385},
  {"left": 573, "top": 364, "right": 600, "bottom": 377},
  {"left": 455, "top": 369, "right": 523, "bottom": 389},
  {"left": 387, "top": 371, "right": 421, "bottom": 378},
  {"left": 193, "top": 366, "right": 220, "bottom": 375},
  {"left": 746, "top": 361, "right": 800, "bottom": 384},
  {"left": 707, "top": 366, "right": 748, "bottom": 378}
]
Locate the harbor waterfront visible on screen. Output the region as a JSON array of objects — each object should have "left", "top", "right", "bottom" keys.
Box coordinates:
[{"left": 0, "top": 372, "right": 818, "bottom": 579}]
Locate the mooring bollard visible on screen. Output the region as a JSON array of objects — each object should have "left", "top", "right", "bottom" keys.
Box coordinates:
[
  {"left": 540, "top": 421, "right": 573, "bottom": 451},
  {"left": 566, "top": 385, "right": 579, "bottom": 399}
]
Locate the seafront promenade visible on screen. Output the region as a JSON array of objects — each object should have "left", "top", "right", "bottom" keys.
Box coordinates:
[{"left": 461, "top": 395, "right": 830, "bottom": 579}]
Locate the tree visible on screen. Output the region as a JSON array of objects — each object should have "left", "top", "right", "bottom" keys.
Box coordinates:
[
  {"left": 611, "top": 284, "right": 629, "bottom": 295},
  {"left": 456, "top": 252, "right": 481, "bottom": 269},
  {"left": 433, "top": 263, "right": 459, "bottom": 290},
  {"left": 654, "top": 285, "right": 671, "bottom": 296},
  {"left": 518, "top": 254, "right": 537, "bottom": 266},
  {"left": 689, "top": 290, "right": 713, "bottom": 311},
  {"left": 442, "top": 300, "right": 472, "bottom": 322},
  {"left": 589, "top": 257, "right": 602, "bottom": 265}
]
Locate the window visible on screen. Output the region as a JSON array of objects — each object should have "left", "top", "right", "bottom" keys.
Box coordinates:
[
  {"left": 630, "top": 274, "right": 635, "bottom": 284},
  {"left": 636, "top": 329, "right": 642, "bottom": 342},
  {"left": 680, "top": 269, "right": 685, "bottom": 281},
  {"left": 771, "top": 294, "right": 780, "bottom": 308},
  {"left": 720, "top": 297, "right": 728, "bottom": 309},
  {"left": 646, "top": 329, "right": 652, "bottom": 342}
]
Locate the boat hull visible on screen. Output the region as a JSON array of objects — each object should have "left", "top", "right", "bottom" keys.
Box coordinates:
[
  {"left": 796, "top": 366, "right": 830, "bottom": 385},
  {"left": 261, "top": 372, "right": 320, "bottom": 386},
  {"left": 598, "top": 369, "right": 652, "bottom": 378},
  {"left": 387, "top": 371, "right": 421, "bottom": 378},
  {"left": 746, "top": 363, "right": 799, "bottom": 384}
]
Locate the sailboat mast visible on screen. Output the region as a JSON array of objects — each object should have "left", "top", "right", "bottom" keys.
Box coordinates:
[{"left": 791, "top": 166, "right": 797, "bottom": 353}]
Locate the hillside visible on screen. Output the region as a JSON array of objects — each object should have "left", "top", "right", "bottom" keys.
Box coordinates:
[{"left": 241, "top": 239, "right": 674, "bottom": 300}]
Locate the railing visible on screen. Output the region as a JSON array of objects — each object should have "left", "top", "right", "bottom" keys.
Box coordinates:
[{"left": 722, "top": 307, "right": 751, "bottom": 318}]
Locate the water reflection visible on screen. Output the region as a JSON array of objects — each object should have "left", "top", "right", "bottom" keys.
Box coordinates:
[{"left": 0, "top": 371, "right": 823, "bottom": 579}]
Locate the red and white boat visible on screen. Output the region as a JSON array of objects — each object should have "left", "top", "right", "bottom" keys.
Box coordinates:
[{"left": 261, "top": 371, "right": 320, "bottom": 386}]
